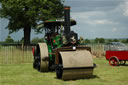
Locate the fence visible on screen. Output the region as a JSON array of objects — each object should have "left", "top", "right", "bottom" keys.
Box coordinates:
[
  {"left": 87, "top": 44, "right": 105, "bottom": 57},
  {"left": 0, "top": 44, "right": 35, "bottom": 64},
  {"left": 0, "top": 44, "right": 105, "bottom": 64}
]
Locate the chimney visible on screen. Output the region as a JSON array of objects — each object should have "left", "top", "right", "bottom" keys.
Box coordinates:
[{"left": 64, "top": 6, "right": 71, "bottom": 34}]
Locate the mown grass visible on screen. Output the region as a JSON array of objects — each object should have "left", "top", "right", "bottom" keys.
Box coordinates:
[{"left": 0, "top": 58, "right": 128, "bottom": 85}]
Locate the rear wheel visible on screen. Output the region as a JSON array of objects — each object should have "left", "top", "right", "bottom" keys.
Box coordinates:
[
  {"left": 109, "top": 56, "right": 119, "bottom": 66},
  {"left": 33, "top": 43, "right": 49, "bottom": 72}
]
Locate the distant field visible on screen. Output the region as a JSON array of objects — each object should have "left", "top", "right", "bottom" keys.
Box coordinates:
[{"left": 0, "top": 58, "right": 128, "bottom": 85}]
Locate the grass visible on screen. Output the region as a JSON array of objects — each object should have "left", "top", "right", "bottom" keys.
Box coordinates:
[{"left": 0, "top": 58, "right": 128, "bottom": 85}]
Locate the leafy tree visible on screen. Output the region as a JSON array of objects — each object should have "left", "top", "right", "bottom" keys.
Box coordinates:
[
  {"left": 94, "top": 38, "right": 105, "bottom": 43},
  {"left": 94, "top": 38, "right": 99, "bottom": 43},
  {"left": 122, "top": 39, "right": 128, "bottom": 43},
  {"left": 113, "top": 39, "right": 119, "bottom": 42},
  {"left": 126, "top": 39, "right": 128, "bottom": 43},
  {"left": 121, "top": 40, "right": 126, "bottom": 43},
  {"left": 0, "top": 0, "right": 64, "bottom": 45},
  {"left": 99, "top": 38, "right": 105, "bottom": 43},
  {"left": 107, "top": 39, "right": 112, "bottom": 43},
  {"left": 31, "top": 37, "right": 44, "bottom": 44},
  {"left": 5, "top": 35, "right": 14, "bottom": 43},
  {"left": 85, "top": 39, "right": 90, "bottom": 43}
]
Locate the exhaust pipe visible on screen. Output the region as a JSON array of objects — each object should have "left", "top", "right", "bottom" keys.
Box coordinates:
[{"left": 64, "top": 6, "right": 71, "bottom": 34}]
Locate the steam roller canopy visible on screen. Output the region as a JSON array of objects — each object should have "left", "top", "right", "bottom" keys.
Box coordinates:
[
  {"left": 56, "top": 50, "right": 94, "bottom": 80},
  {"left": 34, "top": 43, "right": 49, "bottom": 72}
]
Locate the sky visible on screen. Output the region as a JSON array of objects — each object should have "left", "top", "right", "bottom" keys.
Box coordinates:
[{"left": 0, "top": 0, "right": 128, "bottom": 41}]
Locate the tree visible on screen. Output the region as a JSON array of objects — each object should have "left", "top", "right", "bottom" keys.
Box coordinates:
[
  {"left": 94, "top": 38, "right": 105, "bottom": 43},
  {"left": 85, "top": 39, "right": 90, "bottom": 43},
  {"left": 122, "top": 39, "right": 128, "bottom": 43},
  {"left": 107, "top": 39, "right": 112, "bottom": 43},
  {"left": 99, "top": 38, "right": 105, "bottom": 43},
  {"left": 0, "top": 0, "right": 64, "bottom": 45},
  {"left": 94, "top": 38, "right": 99, "bottom": 43},
  {"left": 113, "top": 39, "right": 119, "bottom": 42},
  {"left": 121, "top": 40, "right": 126, "bottom": 43},
  {"left": 126, "top": 39, "right": 128, "bottom": 43},
  {"left": 31, "top": 37, "right": 44, "bottom": 44},
  {"left": 5, "top": 35, "right": 14, "bottom": 43}
]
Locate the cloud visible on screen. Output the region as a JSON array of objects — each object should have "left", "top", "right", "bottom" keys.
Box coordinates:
[
  {"left": 112, "top": 28, "right": 118, "bottom": 32},
  {"left": 65, "top": 0, "right": 123, "bottom": 12},
  {"left": 83, "top": 19, "right": 116, "bottom": 25},
  {"left": 93, "top": 20, "right": 115, "bottom": 24},
  {"left": 120, "top": 0, "right": 128, "bottom": 16},
  {"left": 71, "top": 11, "right": 118, "bottom": 25},
  {"left": 69, "top": 0, "right": 128, "bottom": 39}
]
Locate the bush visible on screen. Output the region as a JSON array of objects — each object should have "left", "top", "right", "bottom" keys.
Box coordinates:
[
  {"left": 5, "top": 36, "right": 14, "bottom": 43},
  {"left": 94, "top": 38, "right": 105, "bottom": 43},
  {"left": 31, "top": 37, "right": 44, "bottom": 44}
]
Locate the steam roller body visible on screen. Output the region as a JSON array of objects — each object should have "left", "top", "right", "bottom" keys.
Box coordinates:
[{"left": 32, "top": 6, "right": 95, "bottom": 80}]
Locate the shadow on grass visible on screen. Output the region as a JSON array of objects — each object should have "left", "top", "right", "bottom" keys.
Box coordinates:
[
  {"left": 120, "top": 64, "right": 128, "bottom": 66},
  {"left": 54, "top": 75, "right": 99, "bottom": 81}
]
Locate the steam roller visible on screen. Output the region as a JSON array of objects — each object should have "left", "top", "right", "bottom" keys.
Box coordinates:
[{"left": 32, "top": 6, "right": 95, "bottom": 80}]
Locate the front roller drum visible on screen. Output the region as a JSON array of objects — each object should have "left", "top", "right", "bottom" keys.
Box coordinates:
[
  {"left": 56, "top": 50, "right": 94, "bottom": 80},
  {"left": 56, "top": 66, "right": 93, "bottom": 80}
]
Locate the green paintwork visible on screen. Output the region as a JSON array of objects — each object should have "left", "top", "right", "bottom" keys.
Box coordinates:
[
  {"left": 52, "top": 35, "right": 62, "bottom": 48},
  {"left": 47, "top": 45, "right": 52, "bottom": 61},
  {"left": 45, "top": 34, "right": 62, "bottom": 61}
]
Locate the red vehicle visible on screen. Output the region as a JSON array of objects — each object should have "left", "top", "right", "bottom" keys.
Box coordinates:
[
  {"left": 105, "top": 42, "right": 128, "bottom": 66},
  {"left": 106, "top": 51, "right": 128, "bottom": 66}
]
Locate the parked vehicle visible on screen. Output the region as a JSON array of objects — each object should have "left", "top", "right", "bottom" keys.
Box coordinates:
[
  {"left": 105, "top": 42, "right": 128, "bottom": 66},
  {"left": 104, "top": 42, "right": 128, "bottom": 51}
]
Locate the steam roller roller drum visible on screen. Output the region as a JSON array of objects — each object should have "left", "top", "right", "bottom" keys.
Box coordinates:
[
  {"left": 56, "top": 50, "right": 94, "bottom": 80},
  {"left": 34, "top": 43, "right": 49, "bottom": 72}
]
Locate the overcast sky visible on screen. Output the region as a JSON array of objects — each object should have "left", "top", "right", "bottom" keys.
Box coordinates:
[{"left": 0, "top": 0, "right": 128, "bottom": 41}]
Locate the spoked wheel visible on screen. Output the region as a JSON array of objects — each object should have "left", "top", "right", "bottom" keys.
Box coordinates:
[
  {"left": 120, "top": 61, "right": 126, "bottom": 65},
  {"left": 109, "top": 56, "right": 119, "bottom": 66}
]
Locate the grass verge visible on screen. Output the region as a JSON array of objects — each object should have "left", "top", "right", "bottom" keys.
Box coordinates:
[{"left": 0, "top": 58, "right": 128, "bottom": 85}]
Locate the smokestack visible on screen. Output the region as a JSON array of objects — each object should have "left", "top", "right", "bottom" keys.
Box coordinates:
[{"left": 64, "top": 6, "right": 71, "bottom": 34}]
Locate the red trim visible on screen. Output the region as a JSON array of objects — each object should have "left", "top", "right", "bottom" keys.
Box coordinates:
[
  {"left": 64, "top": 7, "right": 70, "bottom": 10},
  {"left": 32, "top": 47, "right": 35, "bottom": 56}
]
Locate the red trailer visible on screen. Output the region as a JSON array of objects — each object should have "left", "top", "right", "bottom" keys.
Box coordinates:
[{"left": 106, "top": 51, "right": 128, "bottom": 66}]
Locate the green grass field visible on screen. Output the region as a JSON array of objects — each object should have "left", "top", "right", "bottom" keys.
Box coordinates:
[{"left": 0, "top": 58, "right": 128, "bottom": 85}]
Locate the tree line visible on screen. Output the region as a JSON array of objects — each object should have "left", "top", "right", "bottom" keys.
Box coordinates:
[
  {"left": 1, "top": 36, "right": 128, "bottom": 44},
  {"left": 79, "top": 37, "right": 128, "bottom": 44},
  {"left": 1, "top": 35, "right": 44, "bottom": 44}
]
